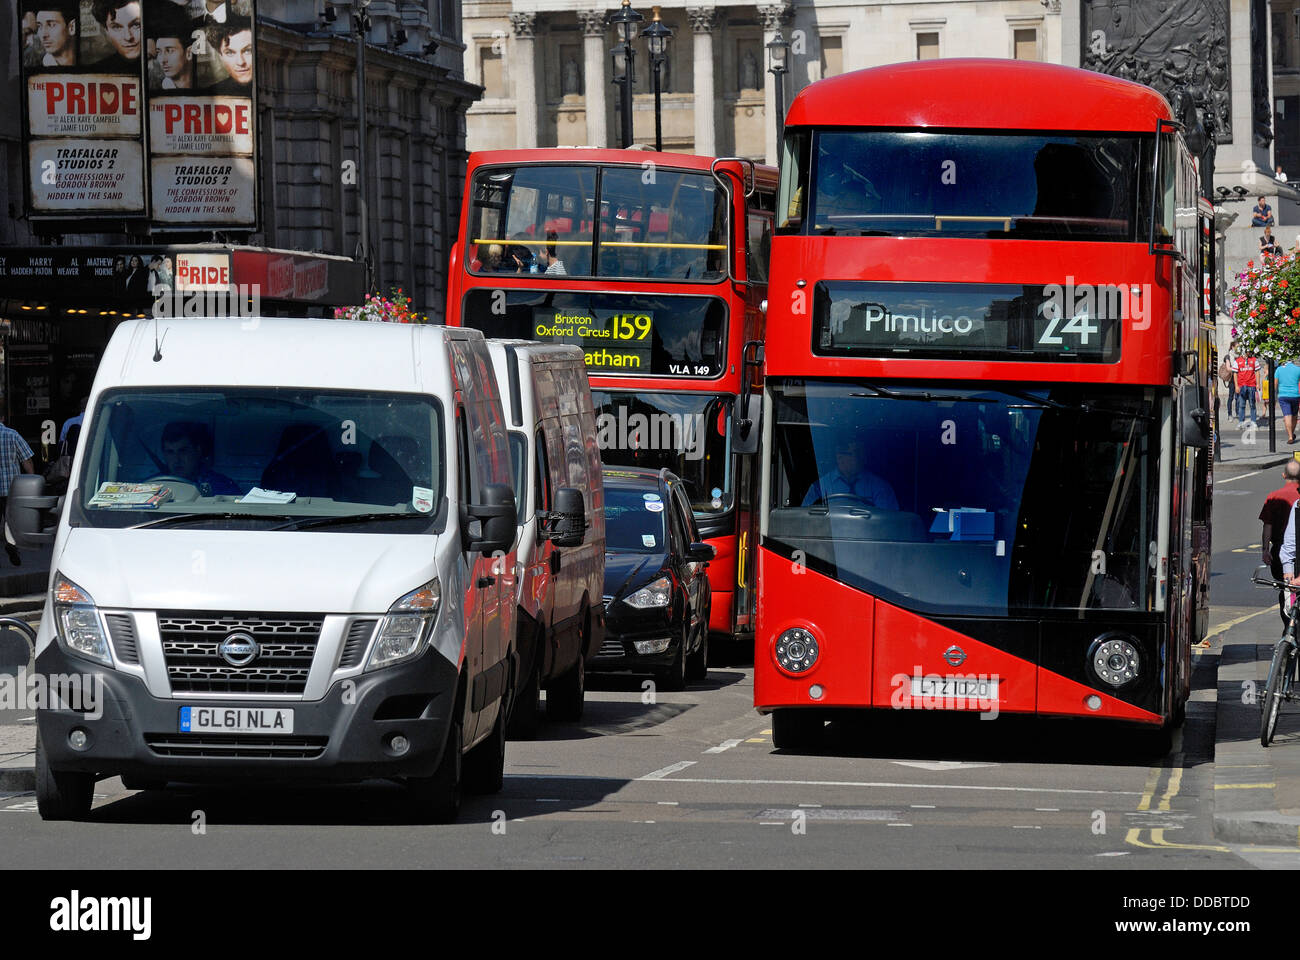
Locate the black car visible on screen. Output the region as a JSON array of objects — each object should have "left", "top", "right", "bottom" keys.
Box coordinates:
[{"left": 594, "top": 467, "right": 714, "bottom": 689}]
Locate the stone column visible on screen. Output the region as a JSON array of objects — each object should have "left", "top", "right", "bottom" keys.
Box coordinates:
[
  {"left": 578, "top": 10, "right": 608, "bottom": 148},
  {"left": 688, "top": 6, "right": 718, "bottom": 157},
  {"left": 512, "top": 12, "right": 538, "bottom": 148},
  {"left": 758, "top": 3, "right": 790, "bottom": 165}
]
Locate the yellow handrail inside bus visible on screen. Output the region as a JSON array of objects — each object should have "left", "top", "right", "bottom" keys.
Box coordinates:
[{"left": 472, "top": 238, "right": 726, "bottom": 251}]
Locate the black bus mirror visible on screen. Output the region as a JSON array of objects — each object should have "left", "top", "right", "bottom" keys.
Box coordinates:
[
  {"left": 6, "top": 474, "right": 61, "bottom": 548},
  {"left": 547, "top": 487, "right": 586, "bottom": 548},
  {"left": 1180, "top": 382, "right": 1211, "bottom": 450},
  {"left": 467, "top": 482, "right": 517, "bottom": 555},
  {"left": 732, "top": 394, "right": 761, "bottom": 455}
]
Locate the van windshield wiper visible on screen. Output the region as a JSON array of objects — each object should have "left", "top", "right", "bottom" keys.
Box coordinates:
[
  {"left": 273, "top": 512, "right": 429, "bottom": 531},
  {"left": 130, "top": 512, "right": 300, "bottom": 529}
]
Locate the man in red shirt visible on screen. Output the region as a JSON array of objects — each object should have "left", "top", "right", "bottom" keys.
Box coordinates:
[
  {"left": 1262, "top": 460, "right": 1300, "bottom": 624},
  {"left": 1236, "top": 353, "right": 1262, "bottom": 424}
]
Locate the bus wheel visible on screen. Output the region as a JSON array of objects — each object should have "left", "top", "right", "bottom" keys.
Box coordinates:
[
  {"left": 407, "top": 715, "right": 462, "bottom": 824},
  {"left": 464, "top": 708, "right": 506, "bottom": 795},
  {"left": 686, "top": 626, "right": 709, "bottom": 682},
  {"left": 772, "top": 709, "right": 825, "bottom": 752}
]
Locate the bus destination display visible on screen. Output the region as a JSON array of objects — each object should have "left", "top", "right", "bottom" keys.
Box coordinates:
[
  {"left": 815, "top": 280, "right": 1123, "bottom": 362},
  {"left": 533, "top": 307, "right": 653, "bottom": 371}
]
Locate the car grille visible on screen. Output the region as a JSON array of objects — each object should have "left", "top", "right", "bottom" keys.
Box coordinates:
[
  {"left": 158, "top": 613, "right": 324, "bottom": 695},
  {"left": 595, "top": 636, "right": 625, "bottom": 658},
  {"left": 145, "top": 733, "right": 327, "bottom": 759}
]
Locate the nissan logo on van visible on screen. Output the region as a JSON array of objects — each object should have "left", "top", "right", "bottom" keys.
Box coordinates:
[{"left": 219, "top": 633, "right": 259, "bottom": 667}]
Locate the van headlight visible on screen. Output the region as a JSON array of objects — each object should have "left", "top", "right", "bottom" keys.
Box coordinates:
[
  {"left": 367, "top": 579, "right": 441, "bottom": 671},
  {"left": 624, "top": 576, "right": 672, "bottom": 609},
  {"left": 52, "top": 573, "right": 112, "bottom": 667}
]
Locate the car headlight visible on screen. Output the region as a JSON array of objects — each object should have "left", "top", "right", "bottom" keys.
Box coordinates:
[
  {"left": 52, "top": 573, "right": 112, "bottom": 667},
  {"left": 367, "top": 579, "right": 441, "bottom": 671},
  {"left": 624, "top": 576, "right": 672, "bottom": 609}
]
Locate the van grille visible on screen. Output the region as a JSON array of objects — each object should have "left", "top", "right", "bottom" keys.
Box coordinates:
[
  {"left": 158, "top": 613, "right": 323, "bottom": 695},
  {"left": 145, "top": 733, "right": 327, "bottom": 759},
  {"left": 339, "top": 619, "right": 377, "bottom": 670},
  {"left": 104, "top": 614, "right": 139, "bottom": 665}
]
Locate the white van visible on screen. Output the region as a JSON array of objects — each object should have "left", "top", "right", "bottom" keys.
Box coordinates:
[
  {"left": 8, "top": 317, "right": 518, "bottom": 823},
  {"left": 486, "top": 341, "right": 605, "bottom": 735}
]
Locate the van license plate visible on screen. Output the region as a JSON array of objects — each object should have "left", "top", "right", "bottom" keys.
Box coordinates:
[{"left": 180, "top": 706, "right": 294, "bottom": 734}]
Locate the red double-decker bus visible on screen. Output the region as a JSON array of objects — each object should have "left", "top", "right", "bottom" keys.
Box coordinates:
[
  {"left": 447, "top": 148, "right": 778, "bottom": 658},
  {"left": 755, "top": 60, "right": 1214, "bottom": 749}
]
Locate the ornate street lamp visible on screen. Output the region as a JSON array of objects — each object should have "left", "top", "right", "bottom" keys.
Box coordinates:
[
  {"left": 642, "top": 7, "right": 672, "bottom": 152},
  {"left": 609, "top": 0, "right": 643, "bottom": 148},
  {"left": 766, "top": 30, "right": 789, "bottom": 146}
]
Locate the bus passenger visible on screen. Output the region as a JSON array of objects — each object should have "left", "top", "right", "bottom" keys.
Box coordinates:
[{"left": 802, "top": 436, "right": 899, "bottom": 509}]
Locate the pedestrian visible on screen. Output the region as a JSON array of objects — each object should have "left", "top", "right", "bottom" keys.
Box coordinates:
[
  {"left": 1278, "top": 358, "right": 1300, "bottom": 443},
  {"left": 1235, "top": 351, "right": 1262, "bottom": 424},
  {"left": 1279, "top": 164, "right": 1290, "bottom": 184},
  {"left": 1252, "top": 196, "right": 1275, "bottom": 227},
  {"left": 0, "top": 397, "right": 36, "bottom": 567},
  {"left": 1221, "top": 340, "right": 1238, "bottom": 420}
]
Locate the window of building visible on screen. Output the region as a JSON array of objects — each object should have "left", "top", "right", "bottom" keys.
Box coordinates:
[
  {"left": 916, "top": 32, "right": 939, "bottom": 60},
  {"left": 821, "top": 36, "right": 843, "bottom": 78},
  {"left": 480, "top": 46, "right": 505, "bottom": 98},
  {"left": 1013, "top": 28, "right": 1039, "bottom": 60}
]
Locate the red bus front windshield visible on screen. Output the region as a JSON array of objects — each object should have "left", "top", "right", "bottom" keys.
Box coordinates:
[
  {"left": 767, "top": 379, "right": 1162, "bottom": 616},
  {"left": 778, "top": 130, "right": 1161, "bottom": 241},
  {"left": 468, "top": 163, "right": 728, "bottom": 281}
]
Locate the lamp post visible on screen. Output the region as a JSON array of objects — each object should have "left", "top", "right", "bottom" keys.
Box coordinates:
[
  {"left": 609, "top": 0, "right": 643, "bottom": 148},
  {"left": 352, "top": 0, "right": 373, "bottom": 290},
  {"left": 766, "top": 30, "right": 789, "bottom": 147},
  {"left": 642, "top": 7, "right": 672, "bottom": 152}
]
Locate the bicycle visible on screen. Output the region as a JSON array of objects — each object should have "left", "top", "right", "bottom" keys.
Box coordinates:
[{"left": 1254, "top": 570, "right": 1300, "bottom": 747}]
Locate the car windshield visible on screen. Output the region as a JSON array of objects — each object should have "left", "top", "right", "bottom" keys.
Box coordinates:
[
  {"left": 603, "top": 485, "right": 668, "bottom": 553},
  {"left": 592, "top": 390, "right": 733, "bottom": 515},
  {"left": 778, "top": 130, "right": 1152, "bottom": 241},
  {"left": 73, "top": 387, "right": 444, "bottom": 531},
  {"left": 766, "top": 380, "right": 1162, "bottom": 614}
]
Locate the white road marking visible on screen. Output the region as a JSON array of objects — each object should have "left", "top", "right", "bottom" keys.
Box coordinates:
[
  {"left": 1095, "top": 851, "right": 1131, "bottom": 857},
  {"left": 704, "top": 738, "right": 744, "bottom": 754},
  {"left": 1035, "top": 808, "right": 1060, "bottom": 812},
  {"left": 1217, "top": 466, "right": 1278, "bottom": 484},
  {"left": 888, "top": 823, "right": 912, "bottom": 827},
  {"left": 638, "top": 760, "right": 698, "bottom": 781},
  {"left": 1012, "top": 825, "right": 1042, "bottom": 829},
  {"left": 656, "top": 801, "right": 678, "bottom": 806},
  {"left": 911, "top": 804, "right": 936, "bottom": 809},
  {"left": 892, "top": 760, "right": 999, "bottom": 771},
  {"left": 637, "top": 776, "right": 1144, "bottom": 797}
]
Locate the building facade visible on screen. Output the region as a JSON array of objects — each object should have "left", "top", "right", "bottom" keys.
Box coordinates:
[{"left": 463, "top": 0, "right": 1066, "bottom": 162}]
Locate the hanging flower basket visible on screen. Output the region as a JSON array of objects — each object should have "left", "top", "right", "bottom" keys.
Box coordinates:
[
  {"left": 1228, "top": 252, "right": 1300, "bottom": 361},
  {"left": 334, "top": 288, "right": 428, "bottom": 324}
]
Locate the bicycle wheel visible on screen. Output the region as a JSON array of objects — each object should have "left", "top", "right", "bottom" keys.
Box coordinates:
[{"left": 1262, "top": 640, "right": 1293, "bottom": 747}]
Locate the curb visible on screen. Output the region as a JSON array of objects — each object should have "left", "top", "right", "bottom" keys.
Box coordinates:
[
  {"left": 1214, "top": 810, "right": 1300, "bottom": 845},
  {"left": 0, "top": 767, "right": 35, "bottom": 792},
  {"left": 1215, "top": 455, "right": 1294, "bottom": 475}
]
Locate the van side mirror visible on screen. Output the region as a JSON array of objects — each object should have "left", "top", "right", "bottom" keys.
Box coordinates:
[
  {"left": 1180, "top": 381, "right": 1211, "bottom": 449},
  {"left": 6, "top": 475, "right": 61, "bottom": 548},
  {"left": 548, "top": 487, "right": 586, "bottom": 548},
  {"left": 467, "top": 482, "right": 517, "bottom": 555}
]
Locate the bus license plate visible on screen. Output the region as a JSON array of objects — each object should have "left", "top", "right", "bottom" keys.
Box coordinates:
[
  {"left": 909, "top": 676, "right": 1000, "bottom": 701},
  {"left": 180, "top": 706, "right": 294, "bottom": 734}
]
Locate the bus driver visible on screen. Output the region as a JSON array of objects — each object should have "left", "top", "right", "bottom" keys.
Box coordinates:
[{"left": 802, "top": 435, "right": 899, "bottom": 509}]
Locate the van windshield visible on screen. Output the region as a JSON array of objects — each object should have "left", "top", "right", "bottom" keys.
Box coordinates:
[{"left": 72, "top": 388, "right": 445, "bottom": 532}]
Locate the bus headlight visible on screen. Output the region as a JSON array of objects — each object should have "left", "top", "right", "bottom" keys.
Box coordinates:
[
  {"left": 1090, "top": 633, "right": 1140, "bottom": 688},
  {"left": 775, "top": 627, "right": 820, "bottom": 675}
]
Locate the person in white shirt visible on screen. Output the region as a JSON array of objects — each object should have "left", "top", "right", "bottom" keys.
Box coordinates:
[
  {"left": 1278, "top": 164, "right": 1289, "bottom": 183},
  {"left": 537, "top": 231, "right": 567, "bottom": 276}
]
